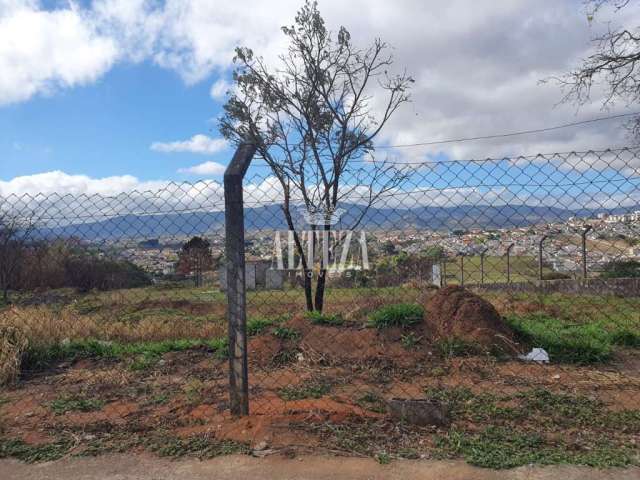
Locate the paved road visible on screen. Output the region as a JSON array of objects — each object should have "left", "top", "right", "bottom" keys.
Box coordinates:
[{"left": 2, "top": 454, "right": 639, "bottom": 480}]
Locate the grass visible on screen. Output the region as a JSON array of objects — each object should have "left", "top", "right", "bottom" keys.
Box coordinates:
[
  {"left": 247, "top": 315, "right": 288, "bottom": 335},
  {"left": 21, "top": 337, "right": 229, "bottom": 372},
  {"left": 305, "top": 311, "right": 345, "bottom": 326},
  {"left": 50, "top": 395, "right": 105, "bottom": 415},
  {"left": 443, "top": 255, "right": 556, "bottom": 285},
  {"left": 148, "top": 436, "right": 249, "bottom": 459},
  {"left": 300, "top": 386, "right": 640, "bottom": 469},
  {"left": 278, "top": 378, "right": 332, "bottom": 400},
  {"left": 272, "top": 326, "right": 300, "bottom": 340},
  {"left": 506, "top": 313, "right": 613, "bottom": 364},
  {"left": 435, "top": 427, "right": 636, "bottom": 469},
  {"left": 367, "top": 303, "right": 424, "bottom": 329},
  {"left": 356, "top": 392, "right": 387, "bottom": 413},
  {"left": 0, "top": 437, "right": 72, "bottom": 463}
]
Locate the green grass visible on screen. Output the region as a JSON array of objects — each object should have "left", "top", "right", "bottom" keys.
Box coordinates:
[
  {"left": 247, "top": 315, "right": 288, "bottom": 335},
  {"left": 0, "top": 438, "right": 72, "bottom": 463},
  {"left": 272, "top": 326, "right": 300, "bottom": 340},
  {"left": 22, "top": 337, "right": 229, "bottom": 371},
  {"left": 50, "top": 395, "right": 105, "bottom": 415},
  {"left": 435, "top": 427, "right": 636, "bottom": 469},
  {"left": 506, "top": 313, "right": 613, "bottom": 364},
  {"left": 305, "top": 311, "right": 345, "bottom": 326},
  {"left": 367, "top": 303, "right": 424, "bottom": 328}
]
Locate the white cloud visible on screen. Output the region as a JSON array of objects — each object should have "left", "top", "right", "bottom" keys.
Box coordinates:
[
  {"left": 0, "top": 1, "right": 118, "bottom": 105},
  {"left": 151, "top": 134, "right": 228, "bottom": 154},
  {"left": 209, "top": 78, "right": 230, "bottom": 101},
  {"left": 178, "top": 160, "right": 226, "bottom": 175},
  {"left": 3, "top": 0, "right": 640, "bottom": 175}
]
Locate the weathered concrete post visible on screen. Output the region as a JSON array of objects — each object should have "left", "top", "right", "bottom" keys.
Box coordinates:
[
  {"left": 224, "top": 143, "right": 256, "bottom": 416},
  {"left": 581, "top": 225, "right": 593, "bottom": 282},
  {"left": 538, "top": 235, "right": 548, "bottom": 282},
  {"left": 480, "top": 247, "right": 488, "bottom": 285},
  {"left": 506, "top": 243, "right": 514, "bottom": 284}
]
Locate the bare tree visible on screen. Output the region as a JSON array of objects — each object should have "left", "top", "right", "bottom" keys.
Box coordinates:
[
  {"left": 220, "top": 1, "right": 412, "bottom": 312},
  {"left": 555, "top": 0, "right": 640, "bottom": 135},
  {"left": 0, "top": 211, "right": 35, "bottom": 304}
]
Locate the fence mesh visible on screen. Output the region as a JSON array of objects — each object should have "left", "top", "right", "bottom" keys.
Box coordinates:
[{"left": 1, "top": 147, "right": 640, "bottom": 463}]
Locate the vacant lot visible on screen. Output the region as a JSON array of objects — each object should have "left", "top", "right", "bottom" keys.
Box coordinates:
[{"left": 1, "top": 285, "right": 640, "bottom": 468}]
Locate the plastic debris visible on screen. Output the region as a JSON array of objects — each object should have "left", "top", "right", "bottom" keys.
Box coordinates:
[{"left": 518, "top": 347, "right": 550, "bottom": 363}]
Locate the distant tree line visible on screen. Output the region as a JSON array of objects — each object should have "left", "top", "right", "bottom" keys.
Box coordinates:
[{"left": 1, "top": 213, "right": 151, "bottom": 303}]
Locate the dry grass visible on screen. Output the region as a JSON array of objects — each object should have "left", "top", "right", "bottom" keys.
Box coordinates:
[
  {"left": 0, "top": 305, "right": 226, "bottom": 351},
  {"left": 0, "top": 324, "right": 27, "bottom": 385}
]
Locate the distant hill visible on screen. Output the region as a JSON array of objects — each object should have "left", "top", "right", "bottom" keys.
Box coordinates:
[{"left": 33, "top": 202, "right": 616, "bottom": 241}]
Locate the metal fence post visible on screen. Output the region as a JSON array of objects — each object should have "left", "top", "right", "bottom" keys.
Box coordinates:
[
  {"left": 538, "top": 235, "right": 548, "bottom": 282},
  {"left": 581, "top": 225, "right": 593, "bottom": 282},
  {"left": 506, "top": 243, "right": 514, "bottom": 284},
  {"left": 224, "top": 143, "right": 257, "bottom": 416},
  {"left": 459, "top": 254, "right": 464, "bottom": 287}
]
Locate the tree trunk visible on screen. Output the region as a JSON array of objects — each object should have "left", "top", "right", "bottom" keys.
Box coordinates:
[
  {"left": 313, "top": 224, "right": 331, "bottom": 313},
  {"left": 314, "top": 268, "right": 327, "bottom": 313}
]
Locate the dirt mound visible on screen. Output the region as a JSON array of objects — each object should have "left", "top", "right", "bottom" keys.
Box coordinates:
[{"left": 424, "top": 286, "right": 514, "bottom": 348}]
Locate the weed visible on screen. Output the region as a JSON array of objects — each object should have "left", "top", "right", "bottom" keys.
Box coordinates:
[
  {"left": 434, "top": 337, "right": 481, "bottom": 357},
  {"left": 50, "top": 395, "right": 105, "bottom": 415},
  {"left": 0, "top": 437, "right": 72, "bottom": 463},
  {"left": 272, "top": 327, "right": 300, "bottom": 340},
  {"left": 367, "top": 303, "right": 424, "bottom": 329},
  {"left": 376, "top": 452, "right": 391, "bottom": 464},
  {"left": 279, "top": 378, "right": 331, "bottom": 400},
  {"left": 144, "top": 393, "right": 169, "bottom": 406},
  {"left": 182, "top": 380, "right": 205, "bottom": 405},
  {"left": 400, "top": 332, "right": 422, "bottom": 349},
  {"left": 148, "top": 435, "right": 248, "bottom": 459},
  {"left": 305, "top": 311, "right": 345, "bottom": 326},
  {"left": 356, "top": 392, "right": 387, "bottom": 413},
  {"left": 22, "top": 337, "right": 228, "bottom": 372},
  {"left": 435, "top": 426, "right": 636, "bottom": 469},
  {"left": 247, "top": 315, "right": 287, "bottom": 335}
]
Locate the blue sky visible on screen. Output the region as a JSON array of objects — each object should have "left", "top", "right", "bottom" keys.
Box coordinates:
[{"left": 1, "top": 61, "right": 230, "bottom": 181}]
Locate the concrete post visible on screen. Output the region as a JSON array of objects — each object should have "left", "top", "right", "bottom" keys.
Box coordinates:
[
  {"left": 224, "top": 143, "right": 256, "bottom": 416},
  {"left": 480, "top": 247, "right": 488, "bottom": 285},
  {"left": 506, "top": 243, "right": 514, "bottom": 284},
  {"left": 581, "top": 225, "right": 593, "bottom": 282},
  {"left": 538, "top": 235, "right": 548, "bottom": 282}
]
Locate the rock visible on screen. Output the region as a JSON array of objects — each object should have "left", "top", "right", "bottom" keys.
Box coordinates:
[{"left": 387, "top": 398, "right": 450, "bottom": 427}]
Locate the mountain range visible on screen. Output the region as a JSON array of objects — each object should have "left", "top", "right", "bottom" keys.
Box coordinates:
[{"left": 34, "top": 203, "right": 636, "bottom": 241}]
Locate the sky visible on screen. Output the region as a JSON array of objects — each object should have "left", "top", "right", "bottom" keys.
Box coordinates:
[{"left": 1, "top": 0, "right": 640, "bottom": 201}]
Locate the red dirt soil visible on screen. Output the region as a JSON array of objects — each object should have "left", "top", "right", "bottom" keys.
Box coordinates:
[{"left": 424, "top": 286, "right": 515, "bottom": 348}]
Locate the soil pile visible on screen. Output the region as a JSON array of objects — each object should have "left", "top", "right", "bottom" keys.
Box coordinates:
[{"left": 424, "top": 286, "right": 514, "bottom": 348}]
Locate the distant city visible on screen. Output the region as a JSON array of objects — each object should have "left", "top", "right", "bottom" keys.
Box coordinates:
[{"left": 112, "top": 210, "right": 640, "bottom": 278}]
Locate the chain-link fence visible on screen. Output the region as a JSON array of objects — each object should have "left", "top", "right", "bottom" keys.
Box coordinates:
[{"left": 1, "top": 146, "right": 640, "bottom": 465}]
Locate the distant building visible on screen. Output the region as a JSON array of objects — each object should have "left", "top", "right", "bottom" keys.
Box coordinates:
[{"left": 218, "top": 258, "right": 284, "bottom": 291}]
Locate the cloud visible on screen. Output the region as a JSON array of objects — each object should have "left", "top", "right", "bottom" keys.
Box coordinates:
[
  {"left": 151, "top": 134, "right": 228, "bottom": 154},
  {"left": 4, "top": 0, "right": 640, "bottom": 169},
  {"left": 178, "top": 161, "right": 226, "bottom": 175},
  {"left": 209, "top": 78, "right": 230, "bottom": 101},
  {"left": 0, "top": 1, "right": 118, "bottom": 105}
]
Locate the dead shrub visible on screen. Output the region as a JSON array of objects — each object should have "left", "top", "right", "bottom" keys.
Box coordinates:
[{"left": 0, "top": 325, "right": 28, "bottom": 385}]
